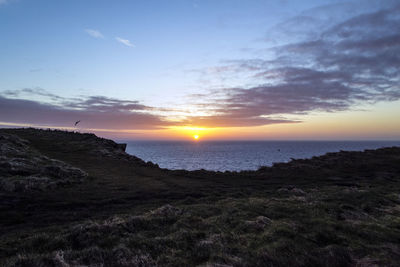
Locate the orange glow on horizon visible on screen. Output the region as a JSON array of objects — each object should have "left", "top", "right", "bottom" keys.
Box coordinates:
[{"left": 1, "top": 100, "right": 400, "bottom": 141}]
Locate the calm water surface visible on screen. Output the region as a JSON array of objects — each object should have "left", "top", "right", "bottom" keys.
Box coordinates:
[{"left": 124, "top": 141, "right": 400, "bottom": 171}]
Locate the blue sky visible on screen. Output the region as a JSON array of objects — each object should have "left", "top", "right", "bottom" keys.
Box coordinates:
[
  {"left": 0, "top": 0, "right": 399, "bottom": 139},
  {"left": 0, "top": 0, "right": 355, "bottom": 102}
]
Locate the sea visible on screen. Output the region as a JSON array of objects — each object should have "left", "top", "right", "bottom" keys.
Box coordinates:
[{"left": 124, "top": 141, "right": 400, "bottom": 172}]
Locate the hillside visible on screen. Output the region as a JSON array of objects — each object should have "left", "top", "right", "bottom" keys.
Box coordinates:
[{"left": 0, "top": 128, "right": 400, "bottom": 266}]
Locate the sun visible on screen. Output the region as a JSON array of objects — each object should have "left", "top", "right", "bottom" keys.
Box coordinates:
[{"left": 193, "top": 134, "right": 199, "bottom": 140}]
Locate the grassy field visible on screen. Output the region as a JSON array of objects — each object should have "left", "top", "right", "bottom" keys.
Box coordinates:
[{"left": 1, "top": 128, "right": 400, "bottom": 266}]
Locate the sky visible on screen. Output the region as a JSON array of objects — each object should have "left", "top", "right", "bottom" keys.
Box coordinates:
[{"left": 0, "top": 0, "right": 399, "bottom": 140}]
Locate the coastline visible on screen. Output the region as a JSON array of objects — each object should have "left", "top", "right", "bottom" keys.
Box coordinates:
[
  {"left": 1, "top": 128, "right": 400, "bottom": 266},
  {"left": 124, "top": 140, "right": 400, "bottom": 171}
]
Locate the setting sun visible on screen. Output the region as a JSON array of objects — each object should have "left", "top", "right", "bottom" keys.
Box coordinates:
[{"left": 193, "top": 135, "right": 199, "bottom": 140}]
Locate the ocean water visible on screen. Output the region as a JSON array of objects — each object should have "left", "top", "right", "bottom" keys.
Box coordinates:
[{"left": 125, "top": 141, "right": 400, "bottom": 172}]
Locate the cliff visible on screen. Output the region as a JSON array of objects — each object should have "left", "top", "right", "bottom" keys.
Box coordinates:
[{"left": 0, "top": 128, "right": 399, "bottom": 266}]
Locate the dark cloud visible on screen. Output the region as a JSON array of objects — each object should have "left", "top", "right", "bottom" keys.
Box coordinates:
[
  {"left": 0, "top": 91, "right": 172, "bottom": 130},
  {"left": 62, "top": 95, "right": 149, "bottom": 113},
  {"left": 185, "top": 3, "right": 400, "bottom": 127}
]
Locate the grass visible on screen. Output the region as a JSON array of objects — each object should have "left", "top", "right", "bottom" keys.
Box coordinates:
[
  {"left": 0, "top": 128, "right": 400, "bottom": 266},
  {"left": 3, "top": 191, "right": 400, "bottom": 266}
]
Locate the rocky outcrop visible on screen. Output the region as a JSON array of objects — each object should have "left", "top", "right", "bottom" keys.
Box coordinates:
[
  {"left": 0, "top": 133, "right": 87, "bottom": 192},
  {"left": 2, "top": 128, "right": 147, "bottom": 165}
]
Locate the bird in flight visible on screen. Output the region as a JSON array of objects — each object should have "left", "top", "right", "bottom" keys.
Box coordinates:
[{"left": 74, "top": 120, "right": 81, "bottom": 126}]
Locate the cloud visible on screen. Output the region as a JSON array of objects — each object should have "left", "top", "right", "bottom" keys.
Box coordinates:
[
  {"left": 0, "top": 89, "right": 171, "bottom": 130},
  {"left": 3, "top": 87, "right": 64, "bottom": 102},
  {"left": 2, "top": 3, "right": 399, "bottom": 130},
  {"left": 85, "top": 29, "right": 104, "bottom": 39},
  {"left": 185, "top": 3, "right": 400, "bottom": 127},
  {"left": 115, "top": 37, "right": 135, "bottom": 47}
]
